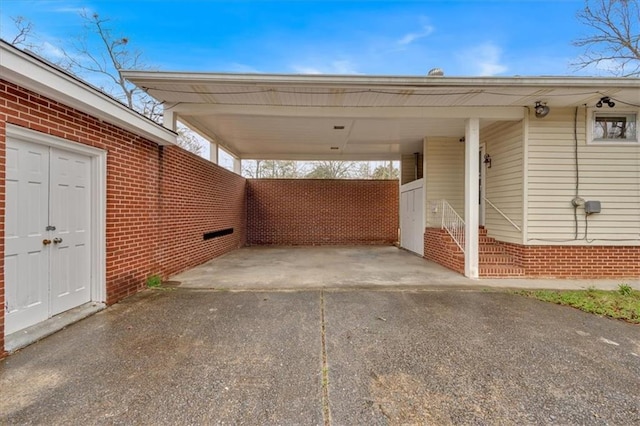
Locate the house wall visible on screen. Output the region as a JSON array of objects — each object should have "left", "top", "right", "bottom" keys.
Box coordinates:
[
  {"left": 425, "top": 137, "right": 465, "bottom": 226},
  {"left": 247, "top": 179, "right": 398, "bottom": 245},
  {"left": 497, "top": 242, "right": 640, "bottom": 278},
  {"left": 401, "top": 153, "right": 423, "bottom": 185},
  {"left": 154, "top": 146, "right": 246, "bottom": 286},
  {"left": 482, "top": 120, "right": 524, "bottom": 244},
  {"left": 0, "top": 80, "right": 246, "bottom": 354},
  {"left": 526, "top": 106, "right": 640, "bottom": 245}
]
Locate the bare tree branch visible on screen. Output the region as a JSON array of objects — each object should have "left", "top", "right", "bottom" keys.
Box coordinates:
[
  {"left": 9, "top": 16, "right": 33, "bottom": 46},
  {"left": 573, "top": 0, "right": 640, "bottom": 76},
  {"left": 5, "top": 16, "right": 40, "bottom": 52}
]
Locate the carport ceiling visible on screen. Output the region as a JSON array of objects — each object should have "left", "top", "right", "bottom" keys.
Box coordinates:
[{"left": 122, "top": 72, "right": 640, "bottom": 160}]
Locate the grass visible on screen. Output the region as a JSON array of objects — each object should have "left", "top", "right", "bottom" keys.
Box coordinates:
[
  {"left": 515, "top": 284, "right": 640, "bottom": 324},
  {"left": 146, "top": 274, "right": 162, "bottom": 288}
]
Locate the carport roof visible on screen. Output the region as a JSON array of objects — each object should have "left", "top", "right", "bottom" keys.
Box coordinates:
[{"left": 122, "top": 71, "right": 640, "bottom": 160}]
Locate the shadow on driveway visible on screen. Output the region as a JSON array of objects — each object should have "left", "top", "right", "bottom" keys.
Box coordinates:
[{"left": 1, "top": 288, "right": 639, "bottom": 424}]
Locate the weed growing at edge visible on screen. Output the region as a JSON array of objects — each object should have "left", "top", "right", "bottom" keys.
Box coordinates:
[
  {"left": 618, "top": 283, "right": 632, "bottom": 296},
  {"left": 146, "top": 274, "right": 162, "bottom": 288}
]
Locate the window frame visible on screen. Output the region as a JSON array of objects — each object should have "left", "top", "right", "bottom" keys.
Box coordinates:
[{"left": 587, "top": 109, "right": 639, "bottom": 145}]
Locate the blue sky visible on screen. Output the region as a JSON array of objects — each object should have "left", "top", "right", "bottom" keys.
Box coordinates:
[{"left": 1, "top": 0, "right": 600, "bottom": 77}]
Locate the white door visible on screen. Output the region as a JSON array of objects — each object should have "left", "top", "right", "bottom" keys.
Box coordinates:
[
  {"left": 5, "top": 140, "right": 51, "bottom": 334},
  {"left": 50, "top": 148, "right": 91, "bottom": 315},
  {"left": 5, "top": 140, "right": 91, "bottom": 335},
  {"left": 400, "top": 179, "right": 424, "bottom": 255}
]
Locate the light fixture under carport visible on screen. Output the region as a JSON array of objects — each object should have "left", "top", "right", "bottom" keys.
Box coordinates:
[{"left": 534, "top": 101, "right": 550, "bottom": 118}]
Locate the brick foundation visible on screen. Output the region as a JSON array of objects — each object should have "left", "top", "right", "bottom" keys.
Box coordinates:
[
  {"left": 425, "top": 226, "right": 640, "bottom": 279},
  {"left": 496, "top": 242, "right": 640, "bottom": 278},
  {"left": 247, "top": 179, "right": 398, "bottom": 246},
  {"left": 423, "top": 228, "right": 464, "bottom": 274},
  {"left": 0, "top": 80, "right": 247, "bottom": 355}
]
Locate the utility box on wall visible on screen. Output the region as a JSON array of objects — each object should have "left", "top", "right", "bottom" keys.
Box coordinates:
[{"left": 584, "top": 200, "right": 601, "bottom": 214}]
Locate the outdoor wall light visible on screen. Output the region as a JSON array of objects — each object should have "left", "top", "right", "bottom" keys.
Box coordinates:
[
  {"left": 596, "top": 96, "right": 615, "bottom": 108},
  {"left": 483, "top": 154, "right": 492, "bottom": 168},
  {"left": 534, "top": 101, "right": 550, "bottom": 118}
]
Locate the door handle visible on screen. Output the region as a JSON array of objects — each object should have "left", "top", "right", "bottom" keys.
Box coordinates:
[
  {"left": 43, "top": 239, "right": 52, "bottom": 245},
  {"left": 53, "top": 237, "right": 63, "bottom": 244}
]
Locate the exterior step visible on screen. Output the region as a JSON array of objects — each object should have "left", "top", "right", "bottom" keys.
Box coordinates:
[
  {"left": 480, "top": 265, "right": 526, "bottom": 277},
  {"left": 430, "top": 227, "right": 525, "bottom": 278},
  {"left": 479, "top": 235, "right": 496, "bottom": 244},
  {"left": 479, "top": 244, "right": 504, "bottom": 254},
  {"left": 479, "top": 253, "right": 515, "bottom": 265}
]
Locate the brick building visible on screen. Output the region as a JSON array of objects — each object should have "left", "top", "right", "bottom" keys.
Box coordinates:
[{"left": 2, "top": 40, "right": 640, "bottom": 355}]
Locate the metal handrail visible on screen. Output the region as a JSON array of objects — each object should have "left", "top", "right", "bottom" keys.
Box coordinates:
[
  {"left": 484, "top": 197, "right": 522, "bottom": 232},
  {"left": 439, "top": 200, "right": 465, "bottom": 252}
]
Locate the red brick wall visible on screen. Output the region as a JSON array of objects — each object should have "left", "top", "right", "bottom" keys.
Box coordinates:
[
  {"left": 424, "top": 225, "right": 640, "bottom": 279},
  {"left": 0, "top": 80, "right": 246, "bottom": 355},
  {"left": 497, "top": 242, "right": 640, "bottom": 278},
  {"left": 247, "top": 179, "right": 399, "bottom": 245},
  {"left": 155, "top": 146, "right": 246, "bottom": 279},
  {"left": 423, "top": 228, "right": 464, "bottom": 274}
]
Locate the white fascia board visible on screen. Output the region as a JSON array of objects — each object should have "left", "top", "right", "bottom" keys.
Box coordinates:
[
  {"left": 173, "top": 104, "right": 526, "bottom": 120},
  {"left": 122, "top": 70, "right": 640, "bottom": 90},
  {"left": 0, "top": 42, "right": 176, "bottom": 146}
]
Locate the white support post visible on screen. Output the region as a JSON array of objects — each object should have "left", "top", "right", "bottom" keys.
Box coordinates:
[
  {"left": 233, "top": 157, "right": 242, "bottom": 175},
  {"left": 209, "top": 141, "right": 218, "bottom": 164},
  {"left": 163, "top": 109, "right": 177, "bottom": 132},
  {"left": 464, "top": 118, "right": 480, "bottom": 279}
]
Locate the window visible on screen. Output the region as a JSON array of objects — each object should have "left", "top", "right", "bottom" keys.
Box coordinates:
[{"left": 590, "top": 112, "right": 638, "bottom": 143}]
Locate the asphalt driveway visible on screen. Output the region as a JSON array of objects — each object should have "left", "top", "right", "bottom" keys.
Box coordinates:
[{"left": 1, "top": 288, "right": 639, "bottom": 424}]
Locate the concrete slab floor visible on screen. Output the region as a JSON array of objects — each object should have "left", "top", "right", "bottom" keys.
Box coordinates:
[
  {"left": 1, "top": 288, "right": 638, "bottom": 424},
  {"left": 171, "top": 246, "right": 639, "bottom": 291}
]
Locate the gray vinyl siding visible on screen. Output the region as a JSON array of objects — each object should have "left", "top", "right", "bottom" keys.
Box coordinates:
[
  {"left": 482, "top": 120, "right": 524, "bottom": 244},
  {"left": 527, "top": 107, "right": 640, "bottom": 245},
  {"left": 425, "top": 137, "right": 464, "bottom": 227}
]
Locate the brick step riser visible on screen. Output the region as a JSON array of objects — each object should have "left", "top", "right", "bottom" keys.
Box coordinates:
[
  {"left": 434, "top": 229, "right": 525, "bottom": 277},
  {"left": 440, "top": 235, "right": 496, "bottom": 244},
  {"left": 479, "top": 256, "right": 515, "bottom": 265},
  {"left": 479, "top": 266, "right": 525, "bottom": 275}
]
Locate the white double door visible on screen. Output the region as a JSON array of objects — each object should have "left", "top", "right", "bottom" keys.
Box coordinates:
[{"left": 5, "top": 138, "right": 91, "bottom": 335}]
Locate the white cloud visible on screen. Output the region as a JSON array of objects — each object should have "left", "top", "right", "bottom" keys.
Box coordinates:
[
  {"left": 292, "top": 65, "right": 323, "bottom": 74},
  {"left": 41, "top": 41, "right": 66, "bottom": 60},
  {"left": 291, "top": 59, "right": 359, "bottom": 75},
  {"left": 228, "top": 63, "right": 263, "bottom": 73},
  {"left": 397, "top": 25, "right": 435, "bottom": 46},
  {"left": 458, "top": 42, "right": 508, "bottom": 76},
  {"left": 54, "top": 7, "right": 86, "bottom": 13}
]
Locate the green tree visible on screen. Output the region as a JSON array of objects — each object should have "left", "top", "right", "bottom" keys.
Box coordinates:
[
  {"left": 242, "top": 160, "right": 301, "bottom": 178},
  {"left": 305, "top": 161, "right": 356, "bottom": 179},
  {"left": 371, "top": 161, "right": 399, "bottom": 179}
]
